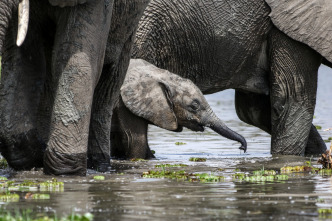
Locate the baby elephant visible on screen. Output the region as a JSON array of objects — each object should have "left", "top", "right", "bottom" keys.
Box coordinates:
[{"left": 111, "top": 59, "right": 247, "bottom": 159}]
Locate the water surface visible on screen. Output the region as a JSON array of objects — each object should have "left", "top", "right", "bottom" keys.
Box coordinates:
[{"left": 0, "top": 65, "right": 331, "bottom": 220}]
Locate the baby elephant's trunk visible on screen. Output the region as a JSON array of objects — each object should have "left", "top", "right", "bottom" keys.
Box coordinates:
[{"left": 203, "top": 110, "right": 247, "bottom": 152}]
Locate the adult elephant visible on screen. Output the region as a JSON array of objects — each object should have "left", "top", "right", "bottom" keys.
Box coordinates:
[
  {"left": 0, "top": 0, "right": 149, "bottom": 175},
  {"left": 132, "top": 0, "right": 332, "bottom": 156}
]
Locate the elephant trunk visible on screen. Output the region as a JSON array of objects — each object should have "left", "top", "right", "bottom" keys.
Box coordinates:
[{"left": 203, "top": 109, "right": 247, "bottom": 152}]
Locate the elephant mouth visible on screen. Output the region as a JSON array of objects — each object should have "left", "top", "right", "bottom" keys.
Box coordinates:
[
  {"left": 186, "top": 124, "right": 205, "bottom": 132},
  {"left": 172, "top": 126, "right": 184, "bottom": 132}
]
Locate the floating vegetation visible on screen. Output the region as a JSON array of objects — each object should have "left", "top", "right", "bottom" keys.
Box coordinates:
[
  {"left": 315, "top": 125, "right": 322, "bottom": 130},
  {"left": 175, "top": 142, "right": 186, "bottom": 145},
  {"left": 93, "top": 176, "right": 105, "bottom": 181},
  {"left": 0, "top": 176, "right": 7, "bottom": 181},
  {"left": 151, "top": 150, "right": 156, "bottom": 154},
  {"left": 0, "top": 158, "right": 8, "bottom": 169},
  {"left": 252, "top": 169, "right": 276, "bottom": 176},
  {"left": 155, "top": 164, "right": 188, "bottom": 168},
  {"left": 142, "top": 170, "right": 189, "bottom": 180},
  {"left": 0, "top": 209, "right": 93, "bottom": 221},
  {"left": 318, "top": 208, "right": 332, "bottom": 216},
  {"left": 142, "top": 170, "right": 224, "bottom": 183},
  {"left": 232, "top": 171, "right": 289, "bottom": 182},
  {"left": 25, "top": 192, "right": 50, "bottom": 200},
  {"left": 280, "top": 166, "right": 314, "bottom": 173},
  {"left": 39, "top": 178, "right": 64, "bottom": 191},
  {"left": 0, "top": 178, "right": 64, "bottom": 192},
  {"left": 324, "top": 137, "right": 332, "bottom": 143},
  {"left": 318, "top": 169, "right": 332, "bottom": 175},
  {"left": 190, "top": 173, "right": 225, "bottom": 183},
  {"left": 130, "top": 158, "right": 147, "bottom": 162},
  {"left": 0, "top": 192, "right": 19, "bottom": 202},
  {"left": 189, "top": 157, "right": 207, "bottom": 162}
]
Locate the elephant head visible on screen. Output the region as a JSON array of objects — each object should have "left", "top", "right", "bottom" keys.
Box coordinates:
[{"left": 121, "top": 59, "right": 247, "bottom": 152}]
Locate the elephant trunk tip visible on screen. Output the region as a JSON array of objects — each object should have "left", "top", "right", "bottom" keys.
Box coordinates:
[{"left": 239, "top": 139, "right": 247, "bottom": 153}]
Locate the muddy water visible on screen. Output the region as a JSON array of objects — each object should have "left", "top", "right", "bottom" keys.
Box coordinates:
[{"left": 0, "top": 65, "right": 332, "bottom": 220}]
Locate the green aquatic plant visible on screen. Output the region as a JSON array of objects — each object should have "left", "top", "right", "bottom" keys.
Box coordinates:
[
  {"left": 318, "top": 208, "right": 332, "bottom": 214},
  {"left": 175, "top": 142, "right": 186, "bottom": 145},
  {"left": 25, "top": 193, "right": 50, "bottom": 200},
  {"left": 142, "top": 170, "right": 189, "bottom": 180},
  {"left": 39, "top": 178, "right": 64, "bottom": 191},
  {"left": 0, "top": 177, "right": 7, "bottom": 181},
  {"left": 151, "top": 150, "right": 156, "bottom": 154},
  {"left": 190, "top": 173, "right": 225, "bottom": 183},
  {"left": 142, "top": 170, "right": 224, "bottom": 183},
  {"left": 232, "top": 169, "right": 289, "bottom": 182},
  {"left": 280, "top": 165, "right": 313, "bottom": 173},
  {"left": 232, "top": 173, "right": 246, "bottom": 180},
  {"left": 93, "top": 176, "right": 105, "bottom": 181},
  {"left": 0, "top": 158, "right": 8, "bottom": 169},
  {"left": 155, "top": 164, "right": 188, "bottom": 168},
  {"left": 315, "top": 125, "right": 322, "bottom": 130},
  {"left": 252, "top": 167, "right": 276, "bottom": 176},
  {"left": 318, "top": 169, "right": 332, "bottom": 175},
  {"left": 0, "top": 209, "right": 93, "bottom": 221},
  {"left": 189, "top": 157, "right": 207, "bottom": 162},
  {"left": 0, "top": 192, "right": 19, "bottom": 202}
]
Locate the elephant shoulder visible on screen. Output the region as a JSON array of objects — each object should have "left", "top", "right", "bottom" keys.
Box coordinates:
[{"left": 266, "top": 0, "right": 332, "bottom": 63}]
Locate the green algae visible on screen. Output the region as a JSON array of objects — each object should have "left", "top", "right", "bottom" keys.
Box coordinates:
[
  {"left": 189, "top": 157, "right": 207, "bottom": 162},
  {"left": 280, "top": 165, "right": 314, "bottom": 173},
  {"left": 155, "top": 164, "right": 188, "bottom": 168},
  {"left": 0, "top": 192, "right": 19, "bottom": 202},
  {"left": 315, "top": 125, "right": 322, "bottom": 130},
  {"left": 0, "top": 179, "right": 63, "bottom": 192},
  {"left": 142, "top": 170, "right": 189, "bottom": 180},
  {"left": 142, "top": 170, "right": 224, "bottom": 183},
  {"left": 93, "top": 176, "right": 105, "bottom": 181},
  {"left": 39, "top": 178, "right": 64, "bottom": 191},
  {"left": 252, "top": 168, "right": 276, "bottom": 176},
  {"left": 175, "top": 142, "right": 186, "bottom": 145},
  {"left": 0, "top": 209, "right": 93, "bottom": 221},
  {"left": 25, "top": 193, "right": 51, "bottom": 200}
]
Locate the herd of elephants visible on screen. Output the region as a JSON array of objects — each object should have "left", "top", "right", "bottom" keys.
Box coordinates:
[{"left": 0, "top": 0, "right": 331, "bottom": 175}]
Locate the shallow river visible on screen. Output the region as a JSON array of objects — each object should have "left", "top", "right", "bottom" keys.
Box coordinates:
[{"left": 0, "top": 66, "right": 331, "bottom": 220}]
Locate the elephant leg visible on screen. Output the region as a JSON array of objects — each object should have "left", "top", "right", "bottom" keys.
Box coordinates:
[
  {"left": 0, "top": 12, "right": 49, "bottom": 170},
  {"left": 87, "top": 0, "right": 150, "bottom": 171},
  {"left": 235, "top": 90, "right": 326, "bottom": 155},
  {"left": 268, "top": 28, "right": 321, "bottom": 155},
  {"left": 43, "top": 1, "right": 113, "bottom": 175},
  {"left": 110, "top": 98, "right": 155, "bottom": 159}
]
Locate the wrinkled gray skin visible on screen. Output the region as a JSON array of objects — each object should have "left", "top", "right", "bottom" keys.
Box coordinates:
[
  {"left": 0, "top": 0, "right": 149, "bottom": 175},
  {"left": 111, "top": 59, "right": 247, "bottom": 159},
  {"left": 132, "top": 0, "right": 331, "bottom": 156}
]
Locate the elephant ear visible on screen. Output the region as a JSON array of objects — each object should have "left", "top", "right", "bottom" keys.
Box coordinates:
[
  {"left": 120, "top": 59, "right": 178, "bottom": 131},
  {"left": 266, "top": 0, "right": 332, "bottom": 63}
]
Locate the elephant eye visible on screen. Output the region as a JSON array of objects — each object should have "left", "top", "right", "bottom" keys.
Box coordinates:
[{"left": 189, "top": 100, "right": 200, "bottom": 112}]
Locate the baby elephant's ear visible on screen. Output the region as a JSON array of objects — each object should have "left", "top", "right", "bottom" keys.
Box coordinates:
[{"left": 121, "top": 70, "right": 178, "bottom": 131}]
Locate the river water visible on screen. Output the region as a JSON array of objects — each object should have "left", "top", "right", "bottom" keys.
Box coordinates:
[{"left": 0, "top": 65, "right": 331, "bottom": 220}]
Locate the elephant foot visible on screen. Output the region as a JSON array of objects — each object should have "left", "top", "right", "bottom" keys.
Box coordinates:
[
  {"left": 0, "top": 129, "right": 45, "bottom": 170},
  {"left": 87, "top": 154, "right": 111, "bottom": 172},
  {"left": 305, "top": 125, "right": 327, "bottom": 156},
  {"left": 43, "top": 148, "right": 86, "bottom": 176}
]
